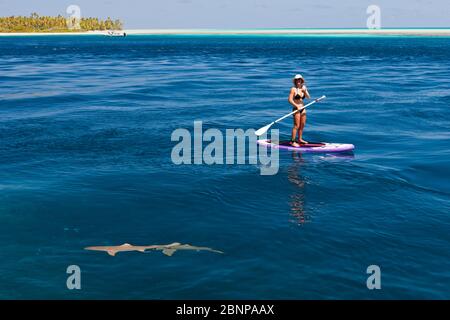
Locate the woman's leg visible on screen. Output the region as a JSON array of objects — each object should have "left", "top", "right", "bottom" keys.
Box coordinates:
[
  {"left": 291, "top": 112, "right": 301, "bottom": 146},
  {"left": 298, "top": 113, "right": 308, "bottom": 144}
]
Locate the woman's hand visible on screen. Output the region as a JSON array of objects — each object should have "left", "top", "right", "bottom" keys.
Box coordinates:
[{"left": 303, "top": 85, "right": 311, "bottom": 99}]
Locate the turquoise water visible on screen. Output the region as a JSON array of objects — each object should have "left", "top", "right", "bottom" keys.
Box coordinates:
[{"left": 0, "top": 35, "right": 449, "bottom": 299}]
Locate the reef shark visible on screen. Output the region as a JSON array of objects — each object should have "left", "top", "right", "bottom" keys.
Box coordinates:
[{"left": 85, "top": 242, "right": 223, "bottom": 257}]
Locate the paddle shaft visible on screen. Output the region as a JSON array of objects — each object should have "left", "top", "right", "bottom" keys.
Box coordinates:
[
  {"left": 255, "top": 95, "right": 326, "bottom": 136},
  {"left": 273, "top": 95, "right": 326, "bottom": 125}
]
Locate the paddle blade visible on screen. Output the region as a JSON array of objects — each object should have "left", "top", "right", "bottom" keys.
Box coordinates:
[{"left": 255, "top": 123, "right": 273, "bottom": 136}]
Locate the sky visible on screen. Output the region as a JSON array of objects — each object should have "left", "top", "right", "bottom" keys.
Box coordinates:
[{"left": 0, "top": 0, "right": 449, "bottom": 28}]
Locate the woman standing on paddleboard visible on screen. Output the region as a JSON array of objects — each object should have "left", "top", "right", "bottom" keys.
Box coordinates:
[{"left": 288, "top": 74, "right": 310, "bottom": 147}]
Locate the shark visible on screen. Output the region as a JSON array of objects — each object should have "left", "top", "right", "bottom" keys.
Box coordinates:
[{"left": 85, "top": 242, "right": 224, "bottom": 257}]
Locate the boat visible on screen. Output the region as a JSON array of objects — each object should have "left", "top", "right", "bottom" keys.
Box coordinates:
[{"left": 105, "top": 30, "right": 127, "bottom": 37}]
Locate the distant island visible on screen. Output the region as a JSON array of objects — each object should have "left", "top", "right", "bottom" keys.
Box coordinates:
[
  {"left": 0, "top": 13, "right": 123, "bottom": 33},
  {"left": 1, "top": 15, "right": 449, "bottom": 36}
]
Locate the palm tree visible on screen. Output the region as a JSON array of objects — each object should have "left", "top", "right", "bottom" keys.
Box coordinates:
[{"left": 0, "top": 13, "right": 124, "bottom": 32}]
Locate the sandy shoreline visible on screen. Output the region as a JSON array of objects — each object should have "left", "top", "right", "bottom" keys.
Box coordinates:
[
  {"left": 1, "top": 28, "right": 450, "bottom": 36},
  {"left": 125, "top": 28, "right": 450, "bottom": 36}
]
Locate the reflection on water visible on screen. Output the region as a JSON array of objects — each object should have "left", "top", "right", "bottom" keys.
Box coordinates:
[
  {"left": 287, "top": 152, "right": 309, "bottom": 225},
  {"left": 316, "top": 153, "right": 355, "bottom": 161},
  {"left": 287, "top": 152, "right": 355, "bottom": 225}
]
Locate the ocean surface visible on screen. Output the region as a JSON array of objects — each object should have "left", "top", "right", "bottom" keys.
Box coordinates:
[{"left": 0, "top": 35, "right": 449, "bottom": 299}]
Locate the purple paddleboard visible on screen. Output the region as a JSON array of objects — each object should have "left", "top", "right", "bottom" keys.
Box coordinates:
[{"left": 257, "top": 139, "right": 355, "bottom": 153}]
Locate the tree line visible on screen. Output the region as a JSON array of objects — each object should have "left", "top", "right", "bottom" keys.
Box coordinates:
[{"left": 0, "top": 13, "right": 123, "bottom": 32}]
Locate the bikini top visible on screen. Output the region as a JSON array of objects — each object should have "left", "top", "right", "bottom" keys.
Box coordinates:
[{"left": 294, "top": 87, "right": 305, "bottom": 100}]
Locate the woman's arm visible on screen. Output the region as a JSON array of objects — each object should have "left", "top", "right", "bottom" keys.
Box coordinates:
[{"left": 303, "top": 85, "right": 311, "bottom": 99}]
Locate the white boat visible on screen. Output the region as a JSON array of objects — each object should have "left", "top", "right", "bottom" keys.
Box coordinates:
[{"left": 105, "top": 30, "right": 127, "bottom": 37}]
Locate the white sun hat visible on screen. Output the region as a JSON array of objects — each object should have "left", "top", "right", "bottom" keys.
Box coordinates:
[{"left": 293, "top": 74, "right": 304, "bottom": 80}]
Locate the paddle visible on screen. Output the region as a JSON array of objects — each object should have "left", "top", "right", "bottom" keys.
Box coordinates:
[{"left": 255, "top": 95, "right": 327, "bottom": 136}]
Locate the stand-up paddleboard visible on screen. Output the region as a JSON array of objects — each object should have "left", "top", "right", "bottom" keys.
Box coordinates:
[{"left": 257, "top": 139, "right": 355, "bottom": 153}]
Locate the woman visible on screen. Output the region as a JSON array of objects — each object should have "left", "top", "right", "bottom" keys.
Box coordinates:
[{"left": 288, "top": 74, "right": 311, "bottom": 147}]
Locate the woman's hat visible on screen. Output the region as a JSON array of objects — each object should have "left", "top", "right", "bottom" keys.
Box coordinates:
[{"left": 293, "top": 74, "right": 304, "bottom": 80}]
